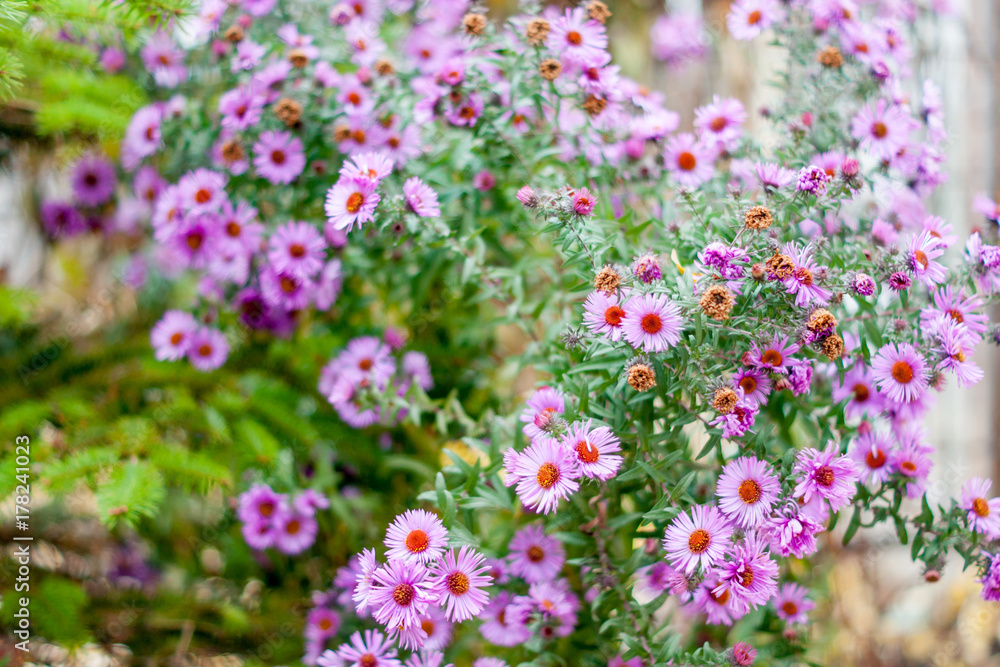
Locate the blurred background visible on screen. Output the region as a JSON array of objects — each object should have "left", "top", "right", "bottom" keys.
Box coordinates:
[{"left": 1, "top": 0, "right": 999, "bottom": 665}]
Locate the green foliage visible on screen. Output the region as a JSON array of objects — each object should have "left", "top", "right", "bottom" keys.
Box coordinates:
[{"left": 2, "top": 578, "right": 91, "bottom": 646}]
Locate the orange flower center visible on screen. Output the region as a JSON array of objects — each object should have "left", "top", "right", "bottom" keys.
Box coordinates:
[
  {"left": 815, "top": 465, "right": 835, "bottom": 487},
  {"left": 738, "top": 566, "right": 755, "bottom": 588},
  {"left": 747, "top": 10, "right": 762, "bottom": 24},
  {"left": 739, "top": 376, "right": 757, "bottom": 394},
  {"left": 271, "top": 150, "right": 286, "bottom": 165},
  {"left": 891, "top": 360, "right": 914, "bottom": 384},
  {"left": 198, "top": 344, "right": 212, "bottom": 357},
  {"left": 688, "top": 529, "right": 711, "bottom": 553},
  {"left": 195, "top": 188, "right": 211, "bottom": 204},
  {"left": 641, "top": 313, "right": 663, "bottom": 334},
  {"left": 566, "top": 31, "right": 582, "bottom": 45},
  {"left": 360, "top": 655, "right": 377, "bottom": 667},
  {"left": 604, "top": 306, "right": 624, "bottom": 326},
  {"left": 259, "top": 501, "right": 274, "bottom": 517},
  {"left": 289, "top": 243, "right": 306, "bottom": 258},
  {"left": 761, "top": 349, "right": 783, "bottom": 366},
  {"left": 186, "top": 232, "right": 204, "bottom": 250},
  {"left": 677, "top": 151, "right": 697, "bottom": 171},
  {"left": 405, "top": 529, "right": 429, "bottom": 553},
  {"left": 226, "top": 222, "right": 241, "bottom": 237},
  {"left": 286, "top": 519, "right": 301, "bottom": 535},
  {"left": 446, "top": 571, "right": 470, "bottom": 595},
  {"left": 738, "top": 479, "right": 762, "bottom": 504},
  {"left": 280, "top": 276, "right": 298, "bottom": 293},
  {"left": 421, "top": 619, "right": 435, "bottom": 635},
  {"left": 947, "top": 309, "right": 964, "bottom": 323},
  {"left": 710, "top": 117, "right": 727, "bottom": 132},
  {"left": 782, "top": 601, "right": 798, "bottom": 615},
  {"left": 973, "top": 497, "right": 990, "bottom": 517},
  {"left": 575, "top": 440, "right": 600, "bottom": 463},
  {"left": 872, "top": 121, "right": 888, "bottom": 138},
  {"left": 346, "top": 192, "right": 365, "bottom": 213},
  {"left": 527, "top": 545, "right": 545, "bottom": 562},
  {"left": 170, "top": 332, "right": 184, "bottom": 345},
  {"left": 536, "top": 462, "right": 560, "bottom": 489},
  {"left": 852, "top": 383, "right": 870, "bottom": 402},
  {"left": 865, "top": 449, "right": 887, "bottom": 468}
]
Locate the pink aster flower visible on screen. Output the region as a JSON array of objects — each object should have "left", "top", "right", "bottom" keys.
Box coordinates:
[
  {"left": 151, "top": 310, "right": 198, "bottom": 361},
  {"left": 746, "top": 333, "right": 799, "bottom": 374},
  {"left": 415, "top": 605, "right": 453, "bottom": 652},
  {"left": 560, "top": 420, "right": 623, "bottom": 481},
  {"left": 404, "top": 177, "right": 441, "bottom": 217},
  {"left": 519, "top": 386, "right": 566, "bottom": 440},
  {"left": 650, "top": 13, "right": 708, "bottom": 67},
  {"left": 773, "top": 583, "right": 814, "bottom": 625},
  {"left": 237, "top": 483, "right": 286, "bottom": 524},
  {"left": 178, "top": 168, "right": 227, "bottom": 214},
  {"left": 430, "top": 547, "right": 492, "bottom": 622},
  {"left": 384, "top": 509, "right": 449, "bottom": 564},
  {"left": 632, "top": 254, "right": 663, "bottom": 283},
  {"left": 305, "top": 607, "right": 341, "bottom": 642},
  {"left": 713, "top": 533, "right": 779, "bottom": 613},
  {"left": 831, "top": 363, "right": 884, "bottom": 420},
  {"left": 891, "top": 442, "right": 933, "bottom": 499},
  {"left": 849, "top": 430, "right": 894, "bottom": 486},
  {"left": 260, "top": 267, "right": 314, "bottom": 310},
  {"left": 479, "top": 591, "right": 531, "bottom": 647},
  {"left": 218, "top": 199, "right": 264, "bottom": 255},
  {"left": 726, "top": 0, "right": 785, "bottom": 40},
  {"left": 664, "top": 133, "right": 716, "bottom": 188},
  {"left": 71, "top": 155, "right": 117, "bottom": 207},
  {"left": 571, "top": 187, "right": 597, "bottom": 216},
  {"left": 323, "top": 629, "right": 402, "bottom": 667},
  {"left": 513, "top": 437, "right": 581, "bottom": 514},
  {"left": 920, "top": 286, "right": 988, "bottom": 342},
  {"left": 369, "top": 558, "right": 435, "bottom": 630},
  {"left": 219, "top": 85, "right": 265, "bottom": 131},
  {"left": 508, "top": 524, "right": 566, "bottom": 583},
  {"left": 622, "top": 293, "right": 684, "bottom": 352},
  {"left": 754, "top": 161, "right": 796, "bottom": 191},
  {"left": 341, "top": 151, "right": 394, "bottom": 184},
  {"left": 732, "top": 367, "right": 771, "bottom": 407},
  {"left": 959, "top": 478, "right": 1000, "bottom": 538},
  {"left": 187, "top": 327, "right": 230, "bottom": 371},
  {"left": 933, "top": 318, "right": 984, "bottom": 388},
  {"left": 268, "top": 221, "right": 327, "bottom": 278},
  {"left": 780, "top": 243, "right": 832, "bottom": 307},
  {"left": 273, "top": 507, "right": 318, "bottom": 555},
  {"left": 732, "top": 642, "right": 757, "bottom": 666},
  {"left": 662, "top": 504, "right": 733, "bottom": 574},
  {"left": 871, "top": 343, "right": 930, "bottom": 405},
  {"left": 325, "top": 177, "right": 381, "bottom": 232},
  {"left": 764, "top": 504, "right": 824, "bottom": 558},
  {"left": 695, "top": 96, "right": 746, "bottom": 152},
  {"left": 689, "top": 578, "right": 745, "bottom": 626},
  {"left": 792, "top": 442, "right": 860, "bottom": 512},
  {"left": 141, "top": 31, "right": 187, "bottom": 88},
  {"left": 352, "top": 548, "right": 379, "bottom": 614},
  {"left": 583, "top": 291, "right": 625, "bottom": 342},
  {"left": 851, "top": 99, "right": 917, "bottom": 162},
  {"left": 716, "top": 456, "right": 780, "bottom": 529},
  {"left": 547, "top": 7, "right": 608, "bottom": 67},
  {"left": 253, "top": 130, "right": 305, "bottom": 185},
  {"left": 907, "top": 230, "right": 947, "bottom": 286}
]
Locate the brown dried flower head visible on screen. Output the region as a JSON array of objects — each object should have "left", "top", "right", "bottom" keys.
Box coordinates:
[
  {"left": 289, "top": 48, "right": 309, "bottom": 68},
  {"left": 818, "top": 46, "right": 844, "bottom": 68},
  {"left": 463, "top": 12, "right": 487, "bottom": 35},
  {"left": 333, "top": 124, "right": 352, "bottom": 142},
  {"left": 806, "top": 308, "right": 837, "bottom": 333},
  {"left": 224, "top": 25, "right": 244, "bottom": 43},
  {"left": 374, "top": 59, "right": 395, "bottom": 76},
  {"left": 583, "top": 94, "right": 607, "bottom": 117},
  {"left": 539, "top": 58, "right": 562, "bottom": 81},
  {"left": 594, "top": 266, "right": 622, "bottom": 296},
  {"left": 627, "top": 363, "right": 657, "bottom": 392},
  {"left": 765, "top": 252, "right": 795, "bottom": 280},
  {"left": 712, "top": 387, "right": 738, "bottom": 414},
  {"left": 821, "top": 334, "right": 845, "bottom": 361},
  {"left": 586, "top": 1, "right": 612, "bottom": 23},
  {"left": 526, "top": 18, "right": 551, "bottom": 45},
  {"left": 699, "top": 285, "right": 735, "bottom": 321},
  {"left": 744, "top": 205, "right": 773, "bottom": 230},
  {"left": 273, "top": 98, "right": 302, "bottom": 127},
  {"left": 220, "top": 139, "right": 245, "bottom": 163}
]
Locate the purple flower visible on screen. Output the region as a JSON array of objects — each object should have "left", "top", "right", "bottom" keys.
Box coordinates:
[
  {"left": 186, "top": 327, "right": 230, "bottom": 371},
  {"left": 479, "top": 591, "right": 531, "bottom": 647},
  {"left": 325, "top": 177, "right": 381, "bottom": 232},
  {"left": 732, "top": 367, "right": 771, "bottom": 407},
  {"left": 772, "top": 583, "right": 815, "bottom": 625},
  {"left": 664, "top": 133, "right": 716, "bottom": 188},
  {"left": 268, "top": 221, "right": 326, "bottom": 278},
  {"left": 933, "top": 318, "right": 983, "bottom": 388},
  {"left": 404, "top": 177, "right": 441, "bottom": 218},
  {"left": 695, "top": 96, "right": 746, "bottom": 152},
  {"left": 959, "top": 478, "right": 1000, "bottom": 538},
  {"left": 849, "top": 430, "right": 894, "bottom": 486},
  {"left": 662, "top": 504, "right": 733, "bottom": 574},
  {"left": 780, "top": 244, "right": 832, "bottom": 307},
  {"left": 305, "top": 607, "right": 341, "bottom": 641},
  {"left": 519, "top": 387, "right": 565, "bottom": 441},
  {"left": 850, "top": 273, "right": 877, "bottom": 296},
  {"left": 150, "top": 310, "right": 198, "bottom": 361},
  {"left": 727, "top": 0, "right": 785, "bottom": 40},
  {"left": 754, "top": 161, "right": 796, "bottom": 191},
  {"left": 140, "top": 31, "right": 187, "bottom": 88},
  {"left": 384, "top": 509, "right": 449, "bottom": 564},
  {"left": 430, "top": 547, "right": 492, "bottom": 622},
  {"left": 764, "top": 505, "right": 824, "bottom": 558},
  {"left": 796, "top": 165, "right": 830, "bottom": 196},
  {"left": 632, "top": 253, "right": 662, "bottom": 283},
  {"left": 650, "top": 13, "right": 708, "bottom": 67},
  {"left": 219, "top": 85, "right": 265, "bottom": 131},
  {"left": 871, "top": 343, "right": 929, "bottom": 405},
  {"left": 40, "top": 201, "right": 85, "bottom": 237},
  {"left": 253, "top": 130, "right": 305, "bottom": 185},
  {"left": 731, "top": 641, "right": 758, "bottom": 666},
  {"left": 888, "top": 271, "right": 912, "bottom": 291},
  {"left": 978, "top": 552, "right": 1000, "bottom": 602},
  {"left": 851, "top": 99, "right": 917, "bottom": 161},
  {"left": 792, "top": 442, "right": 859, "bottom": 511},
  {"left": 583, "top": 291, "right": 625, "bottom": 342},
  {"left": 571, "top": 188, "right": 597, "bottom": 216},
  {"left": 548, "top": 7, "right": 608, "bottom": 67},
  {"left": 72, "top": 155, "right": 117, "bottom": 207},
  {"left": 508, "top": 524, "right": 566, "bottom": 584},
  {"left": 369, "top": 559, "right": 435, "bottom": 631},
  {"left": 746, "top": 333, "right": 799, "bottom": 374},
  {"left": 178, "top": 168, "right": 228, "bottom": 214},
  {"left": 716, "top": 456, "right": 780, "bottom": 529},
  {"left": 273, "top": 508, "right": 318, "bottom": 554},
  {"left": 321, "top": 629, "right": 401, "bottom": 667},
  {"left": 516, "top": 186, "right": 539, "bottom": 208},
  {"left": 622, "top": 293, "right": 684, "bottom": 352},
  {"left": 559, "top": 420, "right": 622, "bottom": 481},
  {"left": 511, "top": 437, "right": 580, "bottom": 515},
  {"left": 294, "top": 489, "right": 330, "bottom": 516},
  {"left": 709, "top": 394, "right": 758, "bottom": 438},
  {"left": 907, "top": 230, "right": 947, "bottom": 286},
  {"left": 712, "top": 533, "right": 778, "bottom": 613},
  {"left": 123, "top": 105, "right": 163, "bottom": 167}
]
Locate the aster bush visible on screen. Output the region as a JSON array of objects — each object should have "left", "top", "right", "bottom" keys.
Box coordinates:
[{"left": 15, "top": 0, "right": 1000, "bottom": 665}]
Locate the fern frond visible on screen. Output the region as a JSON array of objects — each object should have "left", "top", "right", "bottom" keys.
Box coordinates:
[
  {"left": 44, "top": 446, "right": 119, "bottom": 491},
  {"left": 96, "top": 461, "right": 165, "bottom": 528},
  {"left": 150, "top": 443, "right": 233, "bottom": 492}
]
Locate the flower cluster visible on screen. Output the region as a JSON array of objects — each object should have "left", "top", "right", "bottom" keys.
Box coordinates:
[{"left": 237, "top": 484, "right": 329, "bottom": 555}]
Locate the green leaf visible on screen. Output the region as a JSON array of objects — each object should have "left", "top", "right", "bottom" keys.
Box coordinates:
[{"left": 842, "top": 506, "right": 861, "bottom": 546}]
